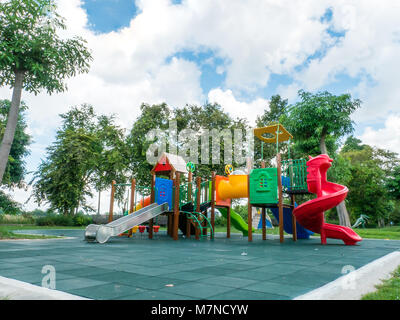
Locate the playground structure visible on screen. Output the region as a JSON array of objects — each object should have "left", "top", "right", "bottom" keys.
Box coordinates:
[{"left": 85, "top": 124, "right": 362, "bottom": 246}]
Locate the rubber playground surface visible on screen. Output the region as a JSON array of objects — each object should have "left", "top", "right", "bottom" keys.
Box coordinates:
[{"left": 1, "top": 229, "right": 399, "bottom": 300}]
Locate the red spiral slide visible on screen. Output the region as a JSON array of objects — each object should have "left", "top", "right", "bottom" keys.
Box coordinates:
[{"left": 293, "top": 154, "right": 362, "bottom": 245}]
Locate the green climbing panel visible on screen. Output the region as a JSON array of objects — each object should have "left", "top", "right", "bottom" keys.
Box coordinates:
[{"left": 249, "top": 168, "right": 278, "bottom": 205}]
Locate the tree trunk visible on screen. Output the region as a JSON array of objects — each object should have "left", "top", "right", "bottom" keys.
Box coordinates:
[
  {"left": 319, "top": 131, "right": 328, "bottom": 155},
  {"left": 97, "top": 190, "right": 101, "bottom": 215},
  {"left": 320, "top": 130, "right": 351, "bottom": 227},
  {"left": 0, "top": 70, "right": 25, "bottom": 183}
]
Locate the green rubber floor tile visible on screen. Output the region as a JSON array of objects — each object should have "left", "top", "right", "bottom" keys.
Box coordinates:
[
  {"left": 159, "top": 282, "right": 234, "bottom": 299},
  {"left": 70, "top": 283, "right": 147, "bottom": 300},
  {"left": 60, "top": 266, "right": 114, "bottom": 277},
  {"left": 2, "top": 257, "right": 40, "bottom": 264},
  {"left": 0, "top": 266, "right": 39, "bottom": 277},
  {"left": 118, "top": 290, "right": 195, "bottom": 300},
  {"left": 216, "top": 263, "right": 266, "bottom": 271},
  {"left": 10, "top": 271, "right": 76, "bottom": 284},
  {"left": 243, "top": 281, "right": 313, "bottom": 297},
  {"left": 117, "top": 275, "right": 188, "bottom": 290},
  {"left": 229, "top": 270, "right": 280, "bottom": 281},
  {"left": 196, "top": 276, "right": 258, "bottom": 288},
  {"left": 53, "top": 277, "right": 108, "bottom": 291},
  {"left": 161, "top": 271, "right": 214, "bottom": 281},
  {"left": 189, "top": 266, "right": 232, "bottom": 276},
  {"left": 0, "top": 262, "right": 29, "bottom": 270},
  {"left": 268, "top": 270, "right": 337, "bottom": 287},
  {"left": 208, "top": 288, "right": 290, "bottom": 300}
]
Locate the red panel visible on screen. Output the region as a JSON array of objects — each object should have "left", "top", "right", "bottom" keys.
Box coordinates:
[{"left": 154, "top": 162, "right": 172, "bottom": 172}]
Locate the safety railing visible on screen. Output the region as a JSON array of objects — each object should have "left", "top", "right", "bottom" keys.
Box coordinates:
[{"left": 281, "top": 158, "right": 308, "bottom": 193}]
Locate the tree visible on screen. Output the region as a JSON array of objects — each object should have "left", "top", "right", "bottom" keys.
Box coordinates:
[
  {"left": 0, "top": 99, "right": 31, "bottom": 187},
  {"left": 92, "top": 114, "right": 129, "bottom": 214},
  {"left": 282, "top": 90, "right": 361, "bottom": 155},
  {"left": 126, "top": 103, "right": 171, "bottom": 187},
  {"left": 31, "top": 105, "right": 126, "bottom": 215},
  {"left": 173, "top": 103, "right": 248, "bottom": 179},
  {"left": 0, "top": 0, "right": 92, "bottom": 183},
  {"left": 282, "top": 90, "right": 361, "bottom": 227},
  {"left": 339, "top": 145, "right": 397, "bottom": 226}
]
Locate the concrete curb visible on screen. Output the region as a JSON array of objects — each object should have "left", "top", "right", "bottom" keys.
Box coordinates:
[
  {"left": 294, "top": 250, "right": 400, "bottom": 300},
  {"left": 0, "top": 276, "right": 90, "bottom": 300}
]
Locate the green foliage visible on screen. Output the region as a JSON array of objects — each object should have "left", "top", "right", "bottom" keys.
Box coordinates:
[
  {"left": 387, "top": 166, "right": 400, "bottom": 200},
  {"left": 126, "top": 102, "right": 249, "bottom": 186},
  {"left": 0, "top": 190, "right": 22, "bottom": 214},
  {"left": 126, "top": 103, "right": 171, "bottom": 187},
  {"left": 0, "top": 0, "right": 92, "bottom": 94},
  {"left": 332, "top": 145, "right": 400, "bottom": 225},
  {"left": 31, "top": 104, "right": 127, "bottom": 215},
  {"left": 34, "top": 212, "right": 92, "bottom": 226},
  {"left": 282, "top": 90, "right": 361, "bottom": 156},
  {"left": 232, "top": 203, "right": 249, "bottom": 224},
  {"left": 0, "top": 213, "right": 35, "bottom": 224},
  {"left": 0, "top": 100, "right": 31, "bottom": 187},
  {"left": 173, "top": 103, "right": 249, "bottom": 179}
]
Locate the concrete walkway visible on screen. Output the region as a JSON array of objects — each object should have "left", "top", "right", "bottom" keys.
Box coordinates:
[
  {"left": 0, "top": 276, "right": 88, "bottom": 300},
  {"left": 295, "top": 250, "right": 400, "bottom": 299}
]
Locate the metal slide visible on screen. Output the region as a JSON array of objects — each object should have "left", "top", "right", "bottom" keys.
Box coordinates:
[{"left": 84, "top": 202, "right": 169, "bottom": 243}]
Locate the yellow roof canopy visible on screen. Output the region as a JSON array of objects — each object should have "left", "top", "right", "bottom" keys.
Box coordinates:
[{"left": 253, "top": 124, "right": 293, "bottom": 143}]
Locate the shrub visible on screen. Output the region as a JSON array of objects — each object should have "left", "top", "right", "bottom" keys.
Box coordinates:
[
  {"left": 73, "top": 214, "right": 93, "bottom": 226},
  {"left": 35, "top": 212, "right": 93, "bottom": 226},
  {"left": 0, "top": 213, "right": 34, "bottom": 224},
  {"left": 0, "top": 191, "right": 23, "bottom": 215}
]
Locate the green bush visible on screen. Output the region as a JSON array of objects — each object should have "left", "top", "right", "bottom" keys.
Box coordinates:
[
  {"left": 35, "top": 212, "right": 93, "bottom": 226},
  {"left": 0, "top": 191, "right": 23, "bottom": 215},
  {"left": 0, "top": 213, "right": 35, "bottom": 224},
  {"left": 73, "top": 214, "right": 93, "bottom": 226}
]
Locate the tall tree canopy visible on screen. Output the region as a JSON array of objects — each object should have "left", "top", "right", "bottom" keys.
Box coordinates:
[
  {"left": 0, "top": 99, "right": 31, "bottom": 187},
  {"left": 0, "top": 0, "right": 92, "bottom": 183},
  {"left": 282, "top": 90, "right": 361, "bottom": 156},
  {"left": 31, "top": 105, "right": 126, "bottom": 215}
]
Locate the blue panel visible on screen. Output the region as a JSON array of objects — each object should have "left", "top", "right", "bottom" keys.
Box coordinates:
[
  {"left": 155, "top": 178, "right": 173, "bottom": 210},
  {"left": 270, "top": 203, "right": 314, "bottom": 239}
]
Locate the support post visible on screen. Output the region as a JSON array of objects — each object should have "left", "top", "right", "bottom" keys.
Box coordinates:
[
  {"left": 195, "top": 176, "right": 201, "bottom": 240},
  {"left": 247, "top": 174, "right": 252, "bottom": 242},
  {"left": 261, "top": 160, "right": 267, "bottom": 240},
  {"left": 277, "top": 153, "right": 284, "bottom": 243},
  {"left": 173, "top": 172, "right": 180, "bottom": 240},
  {"left": 128, "top": 178, "right": 136, "bottom": 237},
  {"left": 211, "top": 171, "right": 216, "bottom": 239},
  {"left": 291, "top": 194, "right": 297, "bottom": 242},
  {"left": 149, "top": 173, "right": 155, "bottom": 239},
  {"left": 227, "top": 206, "right": 231, "bottom": 238},
  {"left": 108, "top": 180, "right": 116, "bottom": 223},
  {"left": 186, "top": 171, "right": 192, "bottom": 238}
]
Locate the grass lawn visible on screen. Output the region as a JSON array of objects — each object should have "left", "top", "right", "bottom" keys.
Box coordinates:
[
  {"left": 353, "top": 226, "right": 400, "bottom": 240},
  {"left": 0, "top": 226, "right": 60, "bottom": 240},
  {"left": 362, "top": 266, "right": 400, "bottom": 300}
]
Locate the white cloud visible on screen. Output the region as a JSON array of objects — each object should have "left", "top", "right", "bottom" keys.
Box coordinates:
[
  {"left": 284, "top": 0, "right": 400, "bottom": 122},
  {"left": 208, "top": 88, "right": 268, "bottom": 125},
  {"left": 359, "top": 114, "right": 400, "bottom": 155}
]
